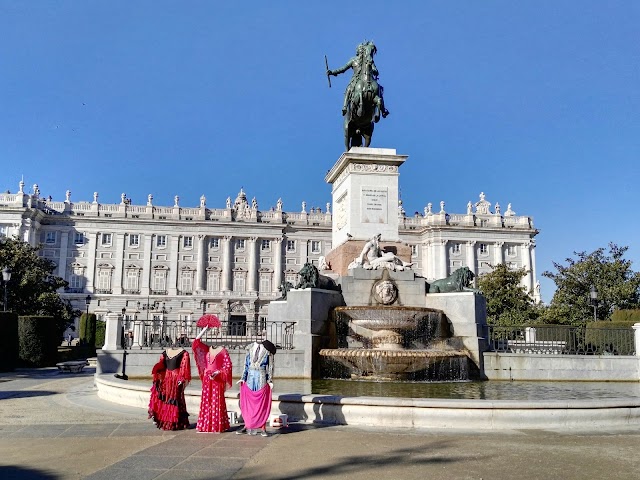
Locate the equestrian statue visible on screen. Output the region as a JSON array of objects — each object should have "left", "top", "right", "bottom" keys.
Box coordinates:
[{"left": 326, "top": 41, "right": 390, "bottom": 151}]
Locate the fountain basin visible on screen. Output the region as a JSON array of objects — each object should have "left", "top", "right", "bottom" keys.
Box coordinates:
[{"left": 320, "top": 348, "right": 470, "bottom": 381}]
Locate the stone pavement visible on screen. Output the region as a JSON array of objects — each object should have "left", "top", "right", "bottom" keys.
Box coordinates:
[{"left": 1, "top": 368, "right": 639, "bottom": 480}]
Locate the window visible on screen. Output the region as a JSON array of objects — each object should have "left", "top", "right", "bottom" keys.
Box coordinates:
[
  {"left": 410, "top": 244, "right": 417, "bottom": 255},
  {"left": 210, "top": 238, "right": 219, "bottom": 249},
  {"left": 126, "top": 270, "right": 139, "bottom": 291},
  {"left": 235, "top": 239, "right": 245, "bottom": 250},
  {"left": 180, "top": 271, "right": 193, "bottom": 294},
  {"left": 233, "top": 275, "right": 245, "bottom": 293},
  {"left": 261, "top": 239, "right": 271, "bottom": 251},
  {"left": 311, "top": 241, "right": 321, "bottom": 254},
  {"left": 285, "top": 272, "right": 297, "bottom": 285},
  {"left": 207, "top": 272, "right": 220, "bottom": 292},
  {"left": 69, "top": 272, "right": 84, "bottom": 289},
  {"left": 480, "top": 219, "right": 488, "bottom": 227},
  {"left": 45, "top": 232, "right": 56, "bottom": 244},
  {"left": 97, "top": 269, "right": 112, "bottom": 290},
  {"left": 153, "top": 269, "right": 167, "bottom": 291},
  {"left": 183, "top": 236, "right": 193, "bottom": 249},
  {"left": 506, "top": 244, "right": 516, "bottom": 256},
  {"left": 74, "top": 232, "right": 84, "bottom": 245},
  {"left": 129, "top": 234, "right": 140, "bottom": 247},
  {"left": 156, "top": 235, "right": 167, "bottom": 248},
  {"left": 0, "top": 226, "right": 8, "bottom": 238},
  {"left": 287, "top": 240, "right": 296, "bottom": 252},
  {"left": 259, "top": 276, "right": 271, "bottom": 293},
  {"left": 452, "top": 243, "right": 461, "bottom": 254},
  {"left": 101, "top": 233, "right": 112, "bottom": 246},
  {"left": 479, "top": 243, "right": 488, "bottom": 255}
]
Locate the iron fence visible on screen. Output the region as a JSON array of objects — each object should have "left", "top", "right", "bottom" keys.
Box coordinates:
[
  {"left": 487, "top": 325, "right": 635, "bottom": 356},
  {"left": 118, "top": 318, "right": 296, "bottom": 351}
]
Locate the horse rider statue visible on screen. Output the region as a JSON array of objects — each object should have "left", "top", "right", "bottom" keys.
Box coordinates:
[{"left": 326, "top": 41, "right": 390, "bottom": 150}]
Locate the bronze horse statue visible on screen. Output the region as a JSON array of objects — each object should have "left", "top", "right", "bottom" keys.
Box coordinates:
[{"left": 327, "top": 41, "right": 389, "bottom": 151}]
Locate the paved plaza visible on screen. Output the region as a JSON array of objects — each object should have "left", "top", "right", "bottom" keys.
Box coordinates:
[{"left": 1, "top": 368, "right": 639, "bottom": 480}]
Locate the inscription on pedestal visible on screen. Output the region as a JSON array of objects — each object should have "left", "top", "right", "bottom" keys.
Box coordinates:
[{"left": 361, "top": 187, "right": 388, "bottom": 224}]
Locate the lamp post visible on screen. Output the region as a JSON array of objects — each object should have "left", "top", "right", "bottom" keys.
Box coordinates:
[
  {"left": 2, "top": 267, "right": 11, "bottom": 312},
  {"left": 85, "top": 294, "right": 91, "bottom": 318},
  {"left": 589, "top": 286, "right": 598, "bottom": 321},
  {"left": 138, "top": 299, "right": 171, "bottom": 347},
  {"left": 115, "top": 307, "right": 129, "bottom": 380}
]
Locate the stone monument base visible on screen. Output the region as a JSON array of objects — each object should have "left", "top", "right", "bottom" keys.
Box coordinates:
[{"left": 325, "top": 240, "right": 411, "bottom": 276}]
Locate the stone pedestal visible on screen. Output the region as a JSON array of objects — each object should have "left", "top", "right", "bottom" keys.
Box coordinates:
[
  {"left": 325, "top": 147, "right": 407, "bottom": 248},
  {"left": 268, "top": 288, "right": 344, "bottom": 378},
  {"left": 425, "top": 292, "right": 488, "bottom": 375},
  {"left": 325, "top": 239, "right": 411, "bottom": 277}
]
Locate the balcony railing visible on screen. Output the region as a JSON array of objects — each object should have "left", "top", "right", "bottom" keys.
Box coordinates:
[
  {"left": 487, "top": 325, "right": 635, "bottom": 356},
  {"left": 119, "top": 319, "right": 296, "bottom": 351},
  {"left": 94, "top": 288, "right": 112, "bottom": 295}
]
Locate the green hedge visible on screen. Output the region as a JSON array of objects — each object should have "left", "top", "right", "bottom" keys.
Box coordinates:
[
  {"left": 0, "top": 311, "right": 19, "bottom": 372},
  {"left": 610, "top": 309, "right": 640, "bottom": 324},
  {"left": 585, "top": 321, "right": 636, "bottom": 355},
  {"left": 79, "top": 313, "right": 97, "bottom": 346},
  {"left": 19, "top": 316, "right": 58, "bottom": 367},
  {"left": 95, "top": 319, "right": 105, "bottom": 348}
]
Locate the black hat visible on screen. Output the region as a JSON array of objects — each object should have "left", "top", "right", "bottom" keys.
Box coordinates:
[{"left": 261, "top": 340, "right": 276, "bottom": 355}]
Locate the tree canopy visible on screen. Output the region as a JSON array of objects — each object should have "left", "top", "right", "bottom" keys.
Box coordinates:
[
  {"left": 0, "top": 237, "right": 78, "bottom": 336},
  {"left": 541, "top": 243, "right": 640, "bottom": 325},
  {"left": 477, "top": 263, "right": 539, "bottom": 326}
]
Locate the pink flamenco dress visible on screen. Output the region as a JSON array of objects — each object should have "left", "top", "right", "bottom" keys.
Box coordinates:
[
  {"left": 148, "top": 348, "right": 191, "bottom": 430},
  {"left": 192, "top": 338, "right": 233, "bottom": 432}
]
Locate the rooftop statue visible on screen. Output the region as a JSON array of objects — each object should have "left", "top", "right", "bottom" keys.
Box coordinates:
[{"left": 326, "top": 41, "right": 389, "bottom": 151}]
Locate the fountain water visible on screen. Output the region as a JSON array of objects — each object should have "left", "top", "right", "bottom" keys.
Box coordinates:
[{"left": 319, "top": 278, "right": 472, "bottom": 381}]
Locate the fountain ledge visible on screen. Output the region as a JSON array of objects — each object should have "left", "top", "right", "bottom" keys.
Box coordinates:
[{"left": 95, "top": 374, "right": 640, "bottom": 431}]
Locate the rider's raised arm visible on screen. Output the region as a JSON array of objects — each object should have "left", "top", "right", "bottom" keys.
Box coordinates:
[{"left": 329, "top": 57, "right": 355, "bottom": 76}]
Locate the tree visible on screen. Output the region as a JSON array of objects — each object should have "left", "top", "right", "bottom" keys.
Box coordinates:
[
  {"left": 0, "top": 237, "right": 79, "bottom": 336},
  {"left": 477, "top": 263, "right": 539, "bottom": 326},
  {"left": 542, "top": 243, "right": 640, "bottom": 325}
]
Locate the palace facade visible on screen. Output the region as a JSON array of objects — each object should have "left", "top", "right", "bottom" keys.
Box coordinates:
[{"left": 0, "top": 180, "right": 539, "bottom": 332}]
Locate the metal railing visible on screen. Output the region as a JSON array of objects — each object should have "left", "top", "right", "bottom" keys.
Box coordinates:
[
  {"left": 119, "top": 318, "right": 296, "bottom": 351},
  {"left": 487, "top": 325, "right": 635, "bottom": 356}
]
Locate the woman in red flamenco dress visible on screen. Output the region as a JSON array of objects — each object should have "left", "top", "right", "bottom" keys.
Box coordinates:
[
  {"left": 192, "top": 315, "right": 233, "bottom": 433},
  {"left": 148, "top": 347, "right": 191, "bottom": 430}
]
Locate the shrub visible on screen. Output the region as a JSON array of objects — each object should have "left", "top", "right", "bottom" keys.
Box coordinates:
[
  {"left": 610, "top": 309, "right": 640, "bottom": 324},
  {"left": 79, "top": 313, "right": 97, "bottom": 346},
  {"left": 0, "top": 311, "right": 19, "bottom": 371},
  {"left": 95, "top": 319, "right": 105, "bottom": 348},
  {"left": 585, "top": 321, "right": 636, "bottom": 355},
  {"left": 18, "top": 316, "right": 58, "bottom": 367}
]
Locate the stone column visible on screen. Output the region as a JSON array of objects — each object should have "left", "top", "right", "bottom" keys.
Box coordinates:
[
  {"left": 58, "top": 231, "right": 69, "bottom": 281},
  {"left": 494, "top": 241, "right": 504, "bottom": 266},
  {"left": 247, "top": 237, "right": 258, "bottom": 293},
  {"left": 86, "top": 232, "right": 98, "bottom": 292},
  {"left": 273, "top": 238, "right": 283, "bottom": 292},
  {"left": 141, "top": 234, "right": 153, "bottom": 296},
  {"left": 522, "top": 241, "right": 533, "bottom": 293},
  {"left": 438, "top": 240, "right": 448, "bottom": 278},
  {"left": 102, "top": 313, "right": 121, "bottom": 350},
  {"left": 222, "top": 236, "right": 232, "bottom": 292},
  {"left": 466, "top": 241, "right": 477, "bottom": 280},
  {"left": 113, "top": 233, "right": 125, "bottom": 294},
  {"left": 196, "top": 234, "right": 206, "bottom": 292},
  {"left": 633, "top": 324, "right": 640, "bottom": 359},
  {"left": 168, "top": 235, "right": 179, "bottom": 295}
]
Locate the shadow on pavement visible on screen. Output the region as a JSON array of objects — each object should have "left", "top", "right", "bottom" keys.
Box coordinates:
[
  {"left": 0, "top": 390, "right": 57, "bottom": 400},
  {"left": 0, "top": 465, "right": 59, "bottom": 479}
]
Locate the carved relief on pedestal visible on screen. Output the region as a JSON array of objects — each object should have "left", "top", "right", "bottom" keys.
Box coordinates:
[{"left": 335, "top": 193, "right": 347, "bottom": 231}]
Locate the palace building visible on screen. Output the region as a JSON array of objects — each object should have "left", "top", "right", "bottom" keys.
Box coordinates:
[{"left": 0, "top": 179, "right": 539, "bottom": 333}]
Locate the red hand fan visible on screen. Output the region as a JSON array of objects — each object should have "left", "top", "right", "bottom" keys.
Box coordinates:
[{"left": 196, "top": 314, "right": 221, "bottom": 328}]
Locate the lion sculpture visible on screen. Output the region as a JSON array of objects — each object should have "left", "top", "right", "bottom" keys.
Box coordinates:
[
  {"left": 427, "top": 266, "right": 478, "bottom": 293},
  {"left": 295, "top": 263, "right": 341, "bottom": 292}
]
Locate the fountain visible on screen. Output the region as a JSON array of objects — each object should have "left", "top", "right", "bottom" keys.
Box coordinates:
[{"left": 319, "top": 272, "right": 473, "bottom": 381}]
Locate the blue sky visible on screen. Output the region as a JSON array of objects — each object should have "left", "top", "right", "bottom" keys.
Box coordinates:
[{"left": 1, "top": 1, "right": 638, "bottom": 302}]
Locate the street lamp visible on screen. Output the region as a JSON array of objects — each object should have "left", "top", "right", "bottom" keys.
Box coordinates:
[
  {"left": 589, "top": 286, "right": 598, "bottom": 321},
  {"left": 85, "top": 294, "right": 91, "bottom": 318},
  {"left": 115, "top": 307, "right": 129, "bottom": 380},
  {"left": 1, "top": 267, "right": 11, "bottom": 312}
]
